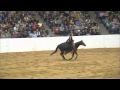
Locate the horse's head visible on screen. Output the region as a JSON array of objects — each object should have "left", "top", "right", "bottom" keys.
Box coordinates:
[{"left": 80, "top": 40, "right": 86, "bottom": 46}]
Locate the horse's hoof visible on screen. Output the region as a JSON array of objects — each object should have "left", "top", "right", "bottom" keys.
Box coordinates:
[{"left": 63, "top": 59, "right": 68, "bottom": 60}]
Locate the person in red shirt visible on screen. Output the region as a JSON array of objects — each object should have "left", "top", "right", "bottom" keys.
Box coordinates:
[
  {"left": 6, "top": 22, "right": 11, "bottom": 29},
  {"left": 54, "top": 27, "right": 59, "bottom": 34},
  {"left": 32, "top": 22, "right": 37, "bottom": 31}
]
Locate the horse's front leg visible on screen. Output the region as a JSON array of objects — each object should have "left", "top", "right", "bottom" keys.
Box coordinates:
[{"left": 74, "top": 52, "right": 78, "bottom": 60}]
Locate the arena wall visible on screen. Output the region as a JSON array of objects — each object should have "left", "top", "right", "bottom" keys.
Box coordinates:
[{"left": 0, "top": 35, "right": 120, "bottom": 53}]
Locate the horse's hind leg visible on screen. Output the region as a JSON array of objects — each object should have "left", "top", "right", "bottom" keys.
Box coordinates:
[{"left": 60, "top": 51, "right": 66, "bottom": 60}]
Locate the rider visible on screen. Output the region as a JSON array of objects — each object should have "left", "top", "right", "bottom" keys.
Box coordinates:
[
  {"left": 66, "top": 32, "right": 73, "bottom": 44},
  {"left": 65, "top": 32, "right": 75, "bottom": 54}
]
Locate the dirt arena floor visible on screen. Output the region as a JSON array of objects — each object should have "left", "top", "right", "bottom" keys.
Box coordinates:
[{"left": 0, "top": 48, "right": 120, "bottom": 79}]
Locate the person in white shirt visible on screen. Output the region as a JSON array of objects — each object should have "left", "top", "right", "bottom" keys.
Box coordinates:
[
  {"left": 31, "top": 31, "right": 37, "bottom": 38},
  {"left": 14, "top": 26, "right": 17, "bottom": 31},
  {"left": 36, "top": 29, "right": 41, "bottom": 37}
]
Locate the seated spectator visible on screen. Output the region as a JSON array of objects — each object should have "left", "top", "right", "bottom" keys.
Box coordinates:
[
  {"left": 4, "top": 30, "right": 11, "bottom": 38},
  {"left": 80, "top": 29, "right": 87, "bottom": 35},
  {"left": 31, "top": 31, "right": 37, "bottom": 38},
  {"left": 54, "top": 27, "right": 60, "bottom": 34},
  {"left": 73, "top": 30, "right": 78, "bottom": 36},
  {"left": 0, "top": 31, "right": 6, "bottom": 38},
  {"left": 59, "top": 24, "right": 64, "bottom": 35},
  {"left": 11, "top": 31, "right": 18, "bottom": 38},
  {"left": 36, "top": 29, "right": 41, "bottom": 37}
]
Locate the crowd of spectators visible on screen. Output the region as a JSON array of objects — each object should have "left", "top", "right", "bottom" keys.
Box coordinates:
[
  {"left": 95, "top": 11, "right": 120, "bottom": 34},
  {"left": 1, "top": 11, "right": 111, "bottom": 38},
  {"left": 38, "top": 11, "right": 101, "bottom": 36},
  {"left": 1, "top": 11, "right": 120, "bottom": 39},
  {"left": 0, "top": 11, "right": 49, "bottom": 38}
]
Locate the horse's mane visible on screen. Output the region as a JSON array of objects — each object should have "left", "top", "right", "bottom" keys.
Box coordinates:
[{"left": 75, "top": 41, "right": 82, "bottom": 48}]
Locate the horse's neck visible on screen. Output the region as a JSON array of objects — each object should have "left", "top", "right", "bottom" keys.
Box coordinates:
[{"left": 75, "top": 42, "right": 81, "bottom": 48}]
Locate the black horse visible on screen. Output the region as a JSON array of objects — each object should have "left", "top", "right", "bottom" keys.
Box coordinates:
[{"left": 50, "top": 40, "right": 86, "bottom": 60}]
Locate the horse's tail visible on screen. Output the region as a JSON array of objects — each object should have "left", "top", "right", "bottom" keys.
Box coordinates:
[{"left": 50, "top": 45, "right": 59, "bottom": 56}]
